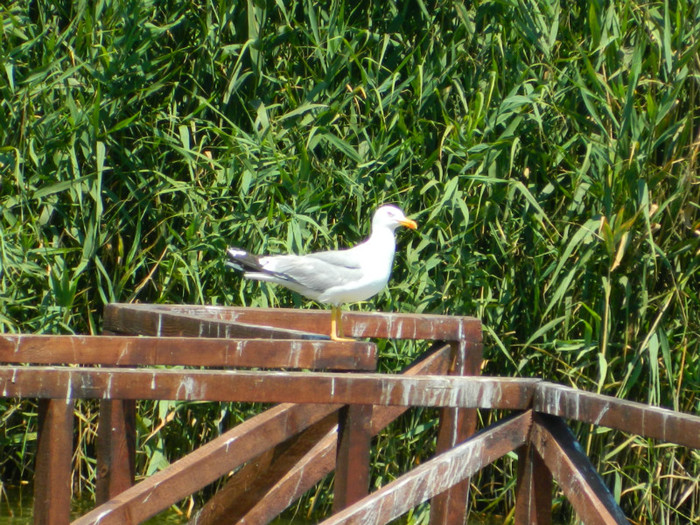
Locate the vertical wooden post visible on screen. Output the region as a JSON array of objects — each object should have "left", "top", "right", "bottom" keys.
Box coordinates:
[
  {"left": 333, "top": 404, "right": 373, "bottom": 512},
  {"left": 514, "top": 442, "right": 552, "bottom": 525},
  {"left": 96, "top": 399, "right": 136, "bottom": 503},
  {"left": 34, "top": 399, "right": 74, "bottom": 525},
  {"left": 430, "top": 321, "right": 483, "bottom": 524}
]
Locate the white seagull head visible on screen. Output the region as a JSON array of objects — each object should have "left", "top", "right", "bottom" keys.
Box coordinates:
[{"left": 371, "top": 204, "right": 418, "bottom": 233}]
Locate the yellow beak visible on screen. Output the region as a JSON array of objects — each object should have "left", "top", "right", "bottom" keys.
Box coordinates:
[{"left": 400, "top": 218, "right": 418, "bottom": 230}]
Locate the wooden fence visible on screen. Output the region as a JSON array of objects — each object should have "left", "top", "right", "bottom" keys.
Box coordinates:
[{"left": 0, "top": 304, "right": 698, "bottom": 525}]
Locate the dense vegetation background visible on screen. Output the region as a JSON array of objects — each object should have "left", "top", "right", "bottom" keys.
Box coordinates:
[{"left": 1, "top": 0, "right": 698, "bottom": 522}]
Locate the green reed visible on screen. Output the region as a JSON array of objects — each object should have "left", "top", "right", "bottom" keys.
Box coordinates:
[{"left": 1, "top": 0, "right": 698, "bottom": 522}]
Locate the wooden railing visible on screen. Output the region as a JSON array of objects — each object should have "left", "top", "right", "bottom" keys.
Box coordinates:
[{"left": 0, "top": 304, "right": 698, "bottom": 525}]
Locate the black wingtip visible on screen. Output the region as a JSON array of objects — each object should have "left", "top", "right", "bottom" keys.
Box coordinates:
[{"left": 226, "top": 247, "right": 264, "bottom": 272}]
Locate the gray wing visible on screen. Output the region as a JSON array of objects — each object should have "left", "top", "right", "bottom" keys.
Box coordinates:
[
  {"left": 266, "top": 252, "right": 363, "bottom": 293},
  {"left": 305, "top": 247, "right": 362, "bottom": 268}
]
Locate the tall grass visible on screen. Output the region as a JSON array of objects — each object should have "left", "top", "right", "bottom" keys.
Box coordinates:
[{"left": 1, "top": 0, "right": 698, "bottom": 522}]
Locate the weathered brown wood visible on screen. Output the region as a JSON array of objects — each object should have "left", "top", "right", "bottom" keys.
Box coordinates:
[
  {"left": 535, "top": 382, "right": 700, "bottom": 449},
  {"left": 368, "top": 342, "right": 455, "bottom": 434},
  {"left": 0, "top": 366, "right": 538, "bottom": 408},
  {"left": 320, "top": 411, "right": 532, "bottom": 525},
  {"left": 230, "top": 423, "right": 338, "bottom": 525},
  {"left": 199, "top": 448, "right": 278, "bottom": 524},
  {"left": 0, "top": 335, "right": 376, "bottom": 371},
  {"left": 104, "top": 304, "right": 330, "bottom": 340},
  {"left": 72, "top": 403, "right": 342, "bottom": 525},
  {"left": 514, "top": 442, "right": 552, "bottom": 525},
  {"left": 530, "top": 413, "right": 628, "bottom": 525},
  {"left": 430, "top": 324, "right": 483, "bottom": 524},
  {"left": 191, "top": 413, "right": 338, "bottom": 525},
  {"left": 96, "top": 400, "right": 136, "bottom": 504},
  {"left": 34, "top": 399, "right": 74, "bottom": 525},
  {"left": 194, "top": 343, "right": 455, "bottom": 525},
  {"left": 333, "top": 404, "right": 373, "bottom": 512},
  {"left": 105, "top": 303, "right": 481, "bottom": 341}
]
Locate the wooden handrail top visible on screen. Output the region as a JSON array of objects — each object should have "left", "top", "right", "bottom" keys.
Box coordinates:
[
  {"left": 2, "top": 366, "right": 698, "bottom": 449},
  {"left": 0, "top": 367, "right": 537, "bottom": 409},
  {"left": 0, "top": 334, "right": 377, "bottom": 370},
  {"left": 104, "top": 303, "right": 482, "bottom": 341},
  {"left": 535, "top": 382, "right": 700, "bottom": 449}
]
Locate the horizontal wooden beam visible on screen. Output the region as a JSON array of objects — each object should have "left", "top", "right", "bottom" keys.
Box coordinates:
[
  {"left": 530, "top": 413, "right": 628, "bottom": 525},
  {"left": 0, "top": 335, "right": 376, "bottom": 371},
  {"left": 104, "top": 304, "right": 481, "bottom": 341},
  {"left": 535, "top": 382, "right": 700, "bottom": 449},
  {"left": 320, "top": 411, "right": 532, "bottom": 525},
  {"left": 72, "top": 403, "right": 341, "bottom": 525},
  {"left": 104, "top": 304, "right": 330, "bottom": 340},
  {"left": 0, "top": 367, "right": 538, "bottom": 409}
]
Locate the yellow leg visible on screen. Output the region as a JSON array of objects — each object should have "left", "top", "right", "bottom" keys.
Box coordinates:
[{"left": 330, "top": 306, "right": 354, "bottom": 342}]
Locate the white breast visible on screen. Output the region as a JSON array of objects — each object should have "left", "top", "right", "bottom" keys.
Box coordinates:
[{"left": 317, "top": 228, "right": 396, "bottom": 305}]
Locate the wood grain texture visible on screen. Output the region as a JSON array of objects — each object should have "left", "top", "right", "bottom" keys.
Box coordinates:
[
  {"left": 535, "top": 382, "right": 700, "bottom": 449},
  {"left": 34, "top": 399, "right": 74, "bottom": 525},
  {"left": 191, "top": 414, "right": 338, "bottom": 525},
  {"left": 96, "top": 400, "right": 136, "bottom": 504},
  {"left": 73, "top": 403, "right": 341, "bottom": 525},
  {"left": 0, "top": 334, "right": 376, "bottom": 371},
  {"left": 514, "top": 442, "right": 552, "bottom": 525},
  {"left": 104, "top": 304, "right": 327, "bottom": 340},
  {"left": 0, "top": 366, "right": 537, "bottom": 408},
  {"left": 333, "top": 404, "right": 373, "bottom": 512},
  {"left": 104, "top": 304, "right": 482, "bottom": 341},
  {"left": 530, "top": 414, "right": 628, "bottom": 525},
  {"left": 430, "top": 326, "right": 483, "bottom": 525},
  {"left": 191, "top": 342, "right": 455, "bottom": 525},
  {"left": 319, "top": 411, "right": 532, "bottom": 525}
]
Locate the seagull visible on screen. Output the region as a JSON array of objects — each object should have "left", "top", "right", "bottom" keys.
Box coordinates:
[{"left": 226, "top": 204, "right": 418, "bottom": 341}]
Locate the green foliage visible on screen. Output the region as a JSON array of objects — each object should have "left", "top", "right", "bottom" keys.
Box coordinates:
[{"left": 1, "top": 0, "right": 698, "bottom": 522}]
